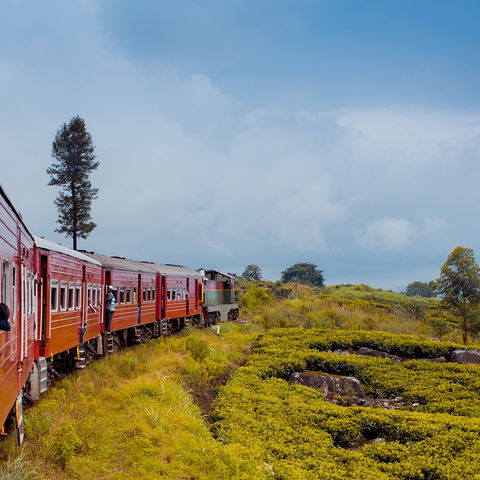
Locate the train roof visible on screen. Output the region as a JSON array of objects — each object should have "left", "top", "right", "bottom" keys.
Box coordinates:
[
  {"left": 81, "top": 252, "right": 204, "bottom": 278},
  {"left": 81, "top": 252, "right": 157, "bottom": 274},
  {"left": 204, "top": 269, "right": 235, "bottom": 280},
  {"left": 0, "top": 183, "right": 34, "bottom": 240},
  {"left": 149, "top": 264, "right": 204, "bottom": 278},
  {"left": 35, "top": 237, "right": 102, "bottom": 266}
]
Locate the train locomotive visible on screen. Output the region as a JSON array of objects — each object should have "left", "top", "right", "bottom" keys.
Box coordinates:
[{"left": 0, "top": 184, "right": 239, "bottom": 444}]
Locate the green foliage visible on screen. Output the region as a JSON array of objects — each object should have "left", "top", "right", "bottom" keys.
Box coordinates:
[
  {"left": 242, "top": 264, "right": 262, "bottom": 282},
  {"left": 406, "top": 281, "right": 434, "bottom": 297},
  {"left": 241, "top": 285, "right": 272, "bottom": 312},
  {"left": 213, "top": 328, "right": 480, "bottom": 479},
  {"left": 1, "top": 323, "right": 268, "bottom": 479},
  {"left": 185, "top": 334, "right": 210, "bottom": 362},
  {"left": 435, "top": 246, "right": 480, "bottom": 343},
  {"left": 47, "top": 116, "right": 99, "bottom": 249},
  {"left": 281, "top": 262, "right": 325, "bottom": 287},
  {"left": 50, "top": 421, "right": 82, "bottom": 469},
  {"left": 0, "top": 449, "right": 40, "bottom": 480}
]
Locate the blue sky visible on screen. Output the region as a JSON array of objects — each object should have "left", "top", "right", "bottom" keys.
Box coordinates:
[{"left": 1, "top": 0, "right": 480, "bottom": 289}]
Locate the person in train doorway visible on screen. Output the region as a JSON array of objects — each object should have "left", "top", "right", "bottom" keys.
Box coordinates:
[
  {"left": 105, "top": 286, "right": 115, "bottom": 334},
  {"left": 0, "top": 303, "right": 11, "bottom": 331}
]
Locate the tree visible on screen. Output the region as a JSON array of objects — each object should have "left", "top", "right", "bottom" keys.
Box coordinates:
[
  {"left": 405, "top": 281, "right": 434, "bottom": 298},
  {"left": 242, "top": 264, "right": 262, "bottom": 283},
  {"left": 47, "top": 116, "right": 99, "bottom": 250},
  {"left": 434, "top": 246, "right": 480, "bottom": 344},
  {"left": 281, "top": 262, "right": 325, "bottom": 288}
]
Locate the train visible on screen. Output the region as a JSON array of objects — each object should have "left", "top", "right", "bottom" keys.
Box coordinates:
[{"left": 0, "top": 184, "right": 239, "bottom": 444}]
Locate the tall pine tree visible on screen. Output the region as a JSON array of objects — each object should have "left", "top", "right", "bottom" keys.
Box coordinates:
[{"left": 47, "top": 116, "right": 99, "bottom": 250}]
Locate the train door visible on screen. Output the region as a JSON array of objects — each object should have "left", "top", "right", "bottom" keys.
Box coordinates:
[
  {"left": 161, "top": 276, "right": 166, "bottom": 319},
  {"left": 82, "top": 266, "right": 87, "bottom": 338},
  {"left": 186, "top": 278, "right": 189, "bottom": 316},
  {"left": 38, "top": 255, "right": 48, "bottom": 345},
  {"left": 195, "top": 279, "right": 198, "bottom": 310},
  {"left": 137, "top": 274, "right": 141, "bottom": 324}
]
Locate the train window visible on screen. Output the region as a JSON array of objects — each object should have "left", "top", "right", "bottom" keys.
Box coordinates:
[
  {"left": 76, "top": 283, "right": 81, "bottom": 309},
  {"left": 146, "top": 287, "right": 150, "bottom": 302},
  {"left": 126, "top": 287, "right": 131, "bottom": 304},
  {"left": 87, "top": 284, "right": 92, "bottom": 307},
  {"left": 152, "top": 288, "right": 156, "bottom": 301},
  {"left": 167, "top": 289, "right": 171, "bottom": 301},
  {"left": 97, "top": 285, "right": 102, "bottom": 306},
  {"left": 93, "top": 285, "right": 97, "bottom": 307},
  {"left": 51, "top": 280, "right": 58, "bottom": 312},
  {"left": 68, "top": 282, "right": 75, "bottom": 310},
  {"left": 12, "top": 265, "right": 16, "bottom": 322},
  {"left": 119, "top": 287, "right": 125, "bottom": 304},
  {"left": 2, "top": 260, "right": 8, "bottom": 305},
  {"left": 172, "top": 289, "right": 176, "bottom": 301},
  {"left": 26, "top": 274, "right": 30, "bottom": 314},
  {"left": 177, "top": 288, "right": 181, "bottom": 300},
  {"left": 143, "top": 288, "right": 147, "bottom": 302},
  {"left": 60, "top": 281, "right": 67, "bottom": 311},
  {"left": 133, "top": 287, "right": 137, "bottom": 303}
]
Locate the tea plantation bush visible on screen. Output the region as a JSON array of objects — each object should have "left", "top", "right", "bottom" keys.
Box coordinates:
[{"left": 212, "top": 328, "right": 480, "bottom": 479}]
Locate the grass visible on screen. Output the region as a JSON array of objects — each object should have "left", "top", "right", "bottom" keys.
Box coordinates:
[
  {"left": 0, "top": 322, "right": 267, "bottom": 480},
  {"left": 239, "top": 282, "right": 465, "bottom": 343}
]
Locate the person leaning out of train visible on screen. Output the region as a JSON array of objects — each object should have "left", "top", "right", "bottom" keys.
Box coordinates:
[
  {"left": 105, "top": 286, "right": 115, "bottom": 334},
  {"left": 0, "top": 303, "right": 11, "bottom": 332}
]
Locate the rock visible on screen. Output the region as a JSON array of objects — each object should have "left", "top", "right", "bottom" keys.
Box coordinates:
[
  {"left": 372, "top": 437, "right": 385, "bottom": 443},
  {"left": 332, "top": 348, "right": 354, "bottom": 355},
  {"left": 418, "top": 356, "right": 446, "bottom": 363},
  {"left": 412, "top": 403, "right": 420, "bottom": 408},
  {"left": 450, "top": 350, "right": 480, "bottom": 364},
  {"left": 355, "top": 347, "right": 403, "bottom": 364},
  {"left": 289, "top": 371, "right": 367, "bottom": 399}
]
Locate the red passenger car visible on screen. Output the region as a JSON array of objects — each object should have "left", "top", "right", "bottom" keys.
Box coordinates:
[
  {"left": 0, "top": 185, "right": 35, "bottom": 443},
  {"left": 151, "top": 264, "right": 204, "bottom": 329},
  {"left": 83, "top": 254, "right": 159, "bottom": 340},
  {"left": 34, "top": 237, "right": 103, "bottom": 364}
]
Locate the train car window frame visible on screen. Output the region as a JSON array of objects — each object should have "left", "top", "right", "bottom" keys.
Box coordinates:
[
  {"left": 152, "top": 288, "right": 156, "bottom": 302},
  {"left": 172, "top": 289, "right": 176, "bottom": 301},
  {"left": 142, "top": 288, "right": 147, "bottom": 302},
  {"left": 60, "top": 281, "right": 67, "bottom": 311},
  {"left": 76, "top": 282, "right": 81, "bottom": 309},
  {"left": 147, "top": 287, "right": 152, "bottom": 302},
  {"left": 12, "top": 265, "right": 16, "bottom": 322},
  {"left": 26, "top": 273, "right": 31, "bottom": 314},
  {"left": 126, "top": 287, "right": 131, "bottom": 304},
  {"left": 93, "top": 285, "right": 97, "bottom": 307},
  {"left": 68, "top": 282, "right": 75, "bottom": 310},
  {"left": 119, "top": 286, "right": 125, "bottom": 304},
  {"left": 133, "top": 287, "right": 137, "bottom": 304},
  {"left": 97, "top": 284, "right": 102, "bottom": 306},
  {"left": 2, "top": 260, "right": 8, "bottom": 305},
  {"left": 87, "top": 283, "right": 92, "bottom": 307},
  {"left": 177, "top": 288, "right": 181, "bottom": 301},
  {"left": 167, "top": 289, "right": 171, "bottom": 301}
]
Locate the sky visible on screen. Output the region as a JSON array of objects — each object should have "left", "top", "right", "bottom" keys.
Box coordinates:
[{"left": 1, "top": 0, "right": 480, "bottom": 289}]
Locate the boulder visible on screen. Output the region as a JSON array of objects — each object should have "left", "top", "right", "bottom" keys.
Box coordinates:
[
  {"left": 355, "top": 347, "right": 403, "bottom": 364},
  {"left": 450, "top": 350, "right": 480, "bottom": 364},
  {"left": 289, "top": 371, "right": 366, "bottom": 399}
]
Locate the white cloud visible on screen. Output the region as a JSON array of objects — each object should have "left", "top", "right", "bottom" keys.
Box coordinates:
[
  {"left": 357, "top": 217, "right": 416, "bottom": 249},
  {"left": 1, "top": 2, "right": 480, "bottom": 284}
]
